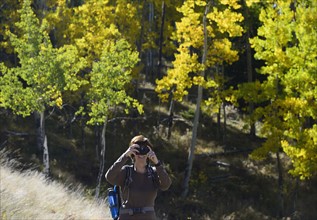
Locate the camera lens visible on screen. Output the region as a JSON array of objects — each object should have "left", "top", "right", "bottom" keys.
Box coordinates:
[{"left": 136, "top": 145, "right": 149, "bottom": 155}]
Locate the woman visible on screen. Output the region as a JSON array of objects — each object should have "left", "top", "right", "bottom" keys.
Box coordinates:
[{"left": 105, "top": 135, "right": 172, "bottom": 220}]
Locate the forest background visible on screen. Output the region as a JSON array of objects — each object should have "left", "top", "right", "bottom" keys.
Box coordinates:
[{"left": 0, "top": 0, "right": 317, "bottom": 219}]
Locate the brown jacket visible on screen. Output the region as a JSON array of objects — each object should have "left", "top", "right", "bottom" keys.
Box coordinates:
[{"left": 105, "top": 154, "right": 172, "bottom": 220}]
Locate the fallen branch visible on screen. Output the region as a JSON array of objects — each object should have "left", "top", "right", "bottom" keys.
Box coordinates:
[
  {"left": 107, "top": 116, "right": 147, "bottom": 123},
  {"left": 4, "top": 130, "right": 31, "bottom": 136},
  {"left": 210, "top": 174, "right": 232, "bottom": 182},
  {"left": 1, "top": 140, "right": 8, "bottom": 148},
  {"left": 198, "top": 148, "right": 253, "bottom": 158}
]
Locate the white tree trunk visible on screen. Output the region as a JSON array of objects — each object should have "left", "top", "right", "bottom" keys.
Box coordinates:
[
  {"left": 43, "top": 135, "right": 49, "bottom": 176},
  {"left": 35, "top": 110, "right": 49, "bottom": 176},
  {"left": 182, "top": 2, "right": 210, "bottom": 198}
]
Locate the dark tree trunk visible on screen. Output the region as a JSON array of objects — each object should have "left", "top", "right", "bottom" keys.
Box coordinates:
[
  {"left": 157, "top": 1, "right": 166, "bottom": 79},
  {"left": 246, "top": 27, "right": 255, "bottom": 137},
  {"left": 217, "top": 106, "right": 221, "bottom": 140},
  {"left": 95, "top": 125, "right": 101, "bottom": 160},
  {"left": 137, "top": 0, "right": 147, "bottom": 58},
  {"left": 242, "top": 0, "right": 256, "bottom": 137},
  {"left": 81, "top": 118, "right": 86, "bottom": 151},
  {"left": 34, "top": 111, "right": 45, "bottom": 152},
  {"left": 276, "top": 151, "right": 284, "bottom": 218},
  {"left": 80, "top": 93, "right": 86, "bottom": 151}
]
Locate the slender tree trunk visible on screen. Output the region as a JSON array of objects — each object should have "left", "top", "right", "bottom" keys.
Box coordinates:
[
  {"left": 216, "top": 65, "right": 222, "bottom": 140},
  {"left": 137, "top": 0, "right": 146, "bottom": 60},
  {"left": 157, "top": 1, "right": 166, "bottom": 79},
  {"left": 34, "top": 110, "right": 49, "bottom": 176},
  {"left": 221, "top": 65, "right": 227, "bottom": 145},
  {"left": 182, "top": 82, "right": 203, "bottom": 198},
  {"left": 247, "top": 29, "right": 255, "bottom": 137},
  {"left": 291, "top": 177, "right": 299, "bottom": 214},
  {"left": 167, "top": 89, "right": 175, "bottom": 140},
  {"left": 34, "top": 111, "right": 45, "bottom": 152},
  {"left": 80, "top": 93, "right": 86, "bottom": 151},
  {"left": 95, "top": 117, "right": 107, "bottom": 199},
  {"left": 81, "top": 118, "right": 86, "bottom": 151},
  {"left": 217, "top": 106, "right": 221, "bottom": 140},
  {"left": 43, "top": 135, "right": 50, "bottom": 176},
  {"left": 34, "top": 0, "right": 49, "bottom": 174},
  {"left": 146, "top": 1, "right": 155, "bottom": 81},
  {"left": 222, "top": 102, "right": 227, "bottom": 145},
  {"left": 95, "top": 125, "right": 101, "bottom": 160},
  {"left": 167, "top": 103, "right": 174, "bottom": 140},
  {"left": 276, "top": 151, "right": 284, "bottom": 218},
  {"left": 242, "top": 0, "right": 256, "bottom": 137},
  {"left": 182, "top": 2, "right": 210, "bottom": 198}
]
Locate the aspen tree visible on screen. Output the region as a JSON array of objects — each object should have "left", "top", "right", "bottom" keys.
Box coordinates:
[
  {"left": 0, "top": 0, "right": 87, "bottom": 175},
  {"left": 84, "top": 39, "right": 143, "bottom": 198},
  {"left": 155, "top": 0, "right": 244, "bottom": 197},
  {"left": 244, "top": 0, "right": 317, "bottom": 179}
]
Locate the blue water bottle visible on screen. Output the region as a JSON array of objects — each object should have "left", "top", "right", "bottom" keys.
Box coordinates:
[{"left": 108, "top": 186, "right": 119, "bottom": 219}]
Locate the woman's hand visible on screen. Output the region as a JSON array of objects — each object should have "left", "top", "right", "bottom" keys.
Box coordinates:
[
  {"left": 124, "top": 144, "right": 139, "bottom": 157},
  {"left": 147, "top": 147, "right": 159, "bottom": 165}
]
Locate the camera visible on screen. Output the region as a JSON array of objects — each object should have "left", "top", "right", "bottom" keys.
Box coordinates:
[{"left": 135, "top": 141, "right": 150, "bottom": 155}]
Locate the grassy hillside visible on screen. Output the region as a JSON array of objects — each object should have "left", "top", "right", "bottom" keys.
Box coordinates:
[
  {"left": 0, "top": 150, "right": 111, "bottom": 220},
  {"left": 1, "top": 86, "right": 317, "bottom": 219}
]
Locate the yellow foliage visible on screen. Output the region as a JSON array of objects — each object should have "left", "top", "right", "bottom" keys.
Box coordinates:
[
  {"left": 204, "top": 79, "right": 218, "bottom": 89},
  {"left": 156, "top": 45, "right": 203, "bottom": 102},
  {"left": 248, "top": 0, "right": 317, "bottom": 179},
  {"left": 220, "top": 0, "right": 241, "bottom": 9},
  {"left": 245, "top": 0, "right": 261, "bottom": 7},
  {"left": 55, "top": 97, "right": 63, "bottom": 108},
  {"left": 208, "top": 39, "right": 239, "bottom": 66},
  {"left": 51, "top": 0, "right": 122, "bottom": 64},
  {"left": 281, "top": 137, "right": 317, "bottom": 180},
  {"left": 193, "top": 76, "right": 205, "bottom": 86},
  {"left": 156, "top": 0, "right": 243, "bottom": 111},
  {"left": 207, "top": 8, "right": 244, "bottom": 37},
  {"left": 195, "top": 1, "right": 207, "bottom": 7},
  {"left": 175, "top": 15, "right": 204, "bottom": 48},
  {"left": 251, "top": 134, "right": 281, "bottom": 160}
]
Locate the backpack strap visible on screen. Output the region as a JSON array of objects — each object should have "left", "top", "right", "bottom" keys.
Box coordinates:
[
  {"left": 114, "top": 185, "right": 121, "bottom": 209},
  {"left": 124, "top": 165, "right": 133, "bottom": 187},
  {"left": 147, "top": 165, "right": 160, "bottom": 188},
  {"left": 122, "top": 166, "right": 133, "bottom": 206}
]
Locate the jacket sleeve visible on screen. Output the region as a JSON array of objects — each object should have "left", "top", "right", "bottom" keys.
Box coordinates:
[
  {"left": 155, "top": 165, "right": 172, "bottom": 191},
  {"left": 105, "top": 153, "right": 129, "bottom": 187}
]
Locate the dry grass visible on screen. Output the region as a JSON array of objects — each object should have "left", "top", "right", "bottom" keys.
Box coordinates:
[{"left": 0, "top": 152, "right": 111, "bottom": 220}]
